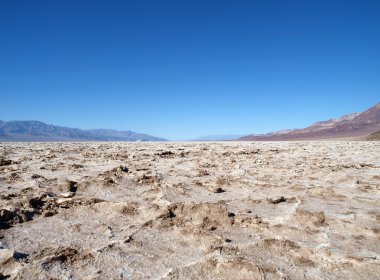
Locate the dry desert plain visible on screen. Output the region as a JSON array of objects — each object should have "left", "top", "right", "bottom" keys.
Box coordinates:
[{"left": 0, "top": 142, "right": 380, "bottom": 279}]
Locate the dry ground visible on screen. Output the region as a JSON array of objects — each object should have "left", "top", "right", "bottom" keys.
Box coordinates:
[{"left": 0, "top": 142, "right": 379, "bottom": 279}]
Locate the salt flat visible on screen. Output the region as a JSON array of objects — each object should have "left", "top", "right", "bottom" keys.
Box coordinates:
[{"left": 0, "top": 142, "right": 379, "bottom": 279}]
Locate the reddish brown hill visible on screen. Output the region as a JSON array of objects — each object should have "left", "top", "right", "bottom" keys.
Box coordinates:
[
  {"left": 367, "top": 130, "right": 380, "bottom": 141},
  {"left": 240, "top": 102, "right": 380, "bottom": 141}
]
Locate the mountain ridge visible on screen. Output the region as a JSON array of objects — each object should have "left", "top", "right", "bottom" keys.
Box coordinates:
[
  {"left": 191, "top": 134, "right": 245, "bottom": 141},
  {"left": 239, "top": 102, "right": 380, "bottom": 141},
  {"left": 0, "top": 120, "right": 166, "bottom": 142}
]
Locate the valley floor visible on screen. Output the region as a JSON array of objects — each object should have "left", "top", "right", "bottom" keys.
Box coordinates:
[{"left": 0, "top": 142, "right": 379, "bottom": 279}]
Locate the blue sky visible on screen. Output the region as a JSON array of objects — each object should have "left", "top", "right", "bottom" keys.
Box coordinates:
[{"left": 1, "top": 0, "right": 379, "bottom": 140}]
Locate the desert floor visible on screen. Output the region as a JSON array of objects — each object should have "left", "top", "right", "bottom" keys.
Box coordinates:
[{"left": 0, "top": 142, "right": 379, "bottom": 279}]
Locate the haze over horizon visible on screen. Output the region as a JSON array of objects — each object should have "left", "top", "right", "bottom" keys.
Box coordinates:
[{"left": 1, "top": 0, "right": 379, "bottom": 140}]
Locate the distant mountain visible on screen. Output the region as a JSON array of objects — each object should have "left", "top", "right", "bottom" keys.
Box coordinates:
[
  {"left": 240, "top": 102, "right": 380, "bottom": 141},
  {"left": 192, "top": 134, "right": 244, "bottom": 141},
  {"left": 0, "top": 120, "right": 167, "bottom": 142}
]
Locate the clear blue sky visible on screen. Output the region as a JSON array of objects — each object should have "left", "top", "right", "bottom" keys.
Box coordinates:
[{"left": 1, "top": 0, "right": 379, "bottom": 140}]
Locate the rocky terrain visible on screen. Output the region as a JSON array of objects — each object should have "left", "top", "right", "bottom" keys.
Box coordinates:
[
  {"left": 0, "top": 142, "right": 379, "bottom": 279},
  {"left": 240, "top": 102, "right": 380, "bottom": 141}
]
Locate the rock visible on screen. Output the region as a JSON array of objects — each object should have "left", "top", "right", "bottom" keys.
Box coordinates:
[
  {"left": 105, "top": 177, "right": 115, "bottom": 184},
  {"left": 67, "top": 180, "right": 78, "bottom": 192},
  {"left": 120, "top": 165, "right": 129, "bottom": 173},
  {"left": 198, "top": 169, "right": 209, "bottom": 176},
  {"left": 0, "top": 248, "right": 21, "bottom": 277},
  {"left": 0, "top": 159, "right": 12, "bottom": 166},
  {"left": 0, "top": 249, "right": 15, "bottom": 265},
  {"left": 43, "top": 211, "right": 56, "bottom": 217},
  {"left": 31, "top": 174, "right": 44, "bottom": 179},
  {"left": 157, "top": 151, "right": 175, "bottom": 158},
  {"left": 55, "top": 197, "right": 73, "bottom": 204},
  {"left": 138, "top": 174, "right": 162, "bottom": 184},
  {"left": 209, "top": 186, "right": 226, "bottom": 193},
  {"left": 29, "top": 195, "right": 47, "bottom": 209},
  {"left": 0, "top": 209, "right": 17, "bottom": 229},
  {"left": 269, "top": 196, "right": 287, "bottom": 204},
  {"left": 125, "top": 236, "right": 133, "bottom": 243},
  {"left": 58, "top": 192, "right": 75, "bottom": 198}
]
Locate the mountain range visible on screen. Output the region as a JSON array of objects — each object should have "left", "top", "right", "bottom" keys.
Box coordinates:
[
  {"left": 1, "top": 102, "right": 379, "bottom": 142},
  {"left": 192, "top": 134, "right": 245, "bottom": 141},
  {"left": 239, "top": 102, "right": 380, "bottom": 141},
  {"left": 0, "top": 121, "right": 166, "bottom": 142}
]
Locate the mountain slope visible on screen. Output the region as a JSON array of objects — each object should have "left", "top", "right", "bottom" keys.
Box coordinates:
[
  {"left": 240, "top": 102, "right": 380, "bottom": 141},
  {"left": 366, "top": 130, "right": 380, "bottom": 141},
  {"left": 0, "top": 121, "right": 166, "bottom": 142}
]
